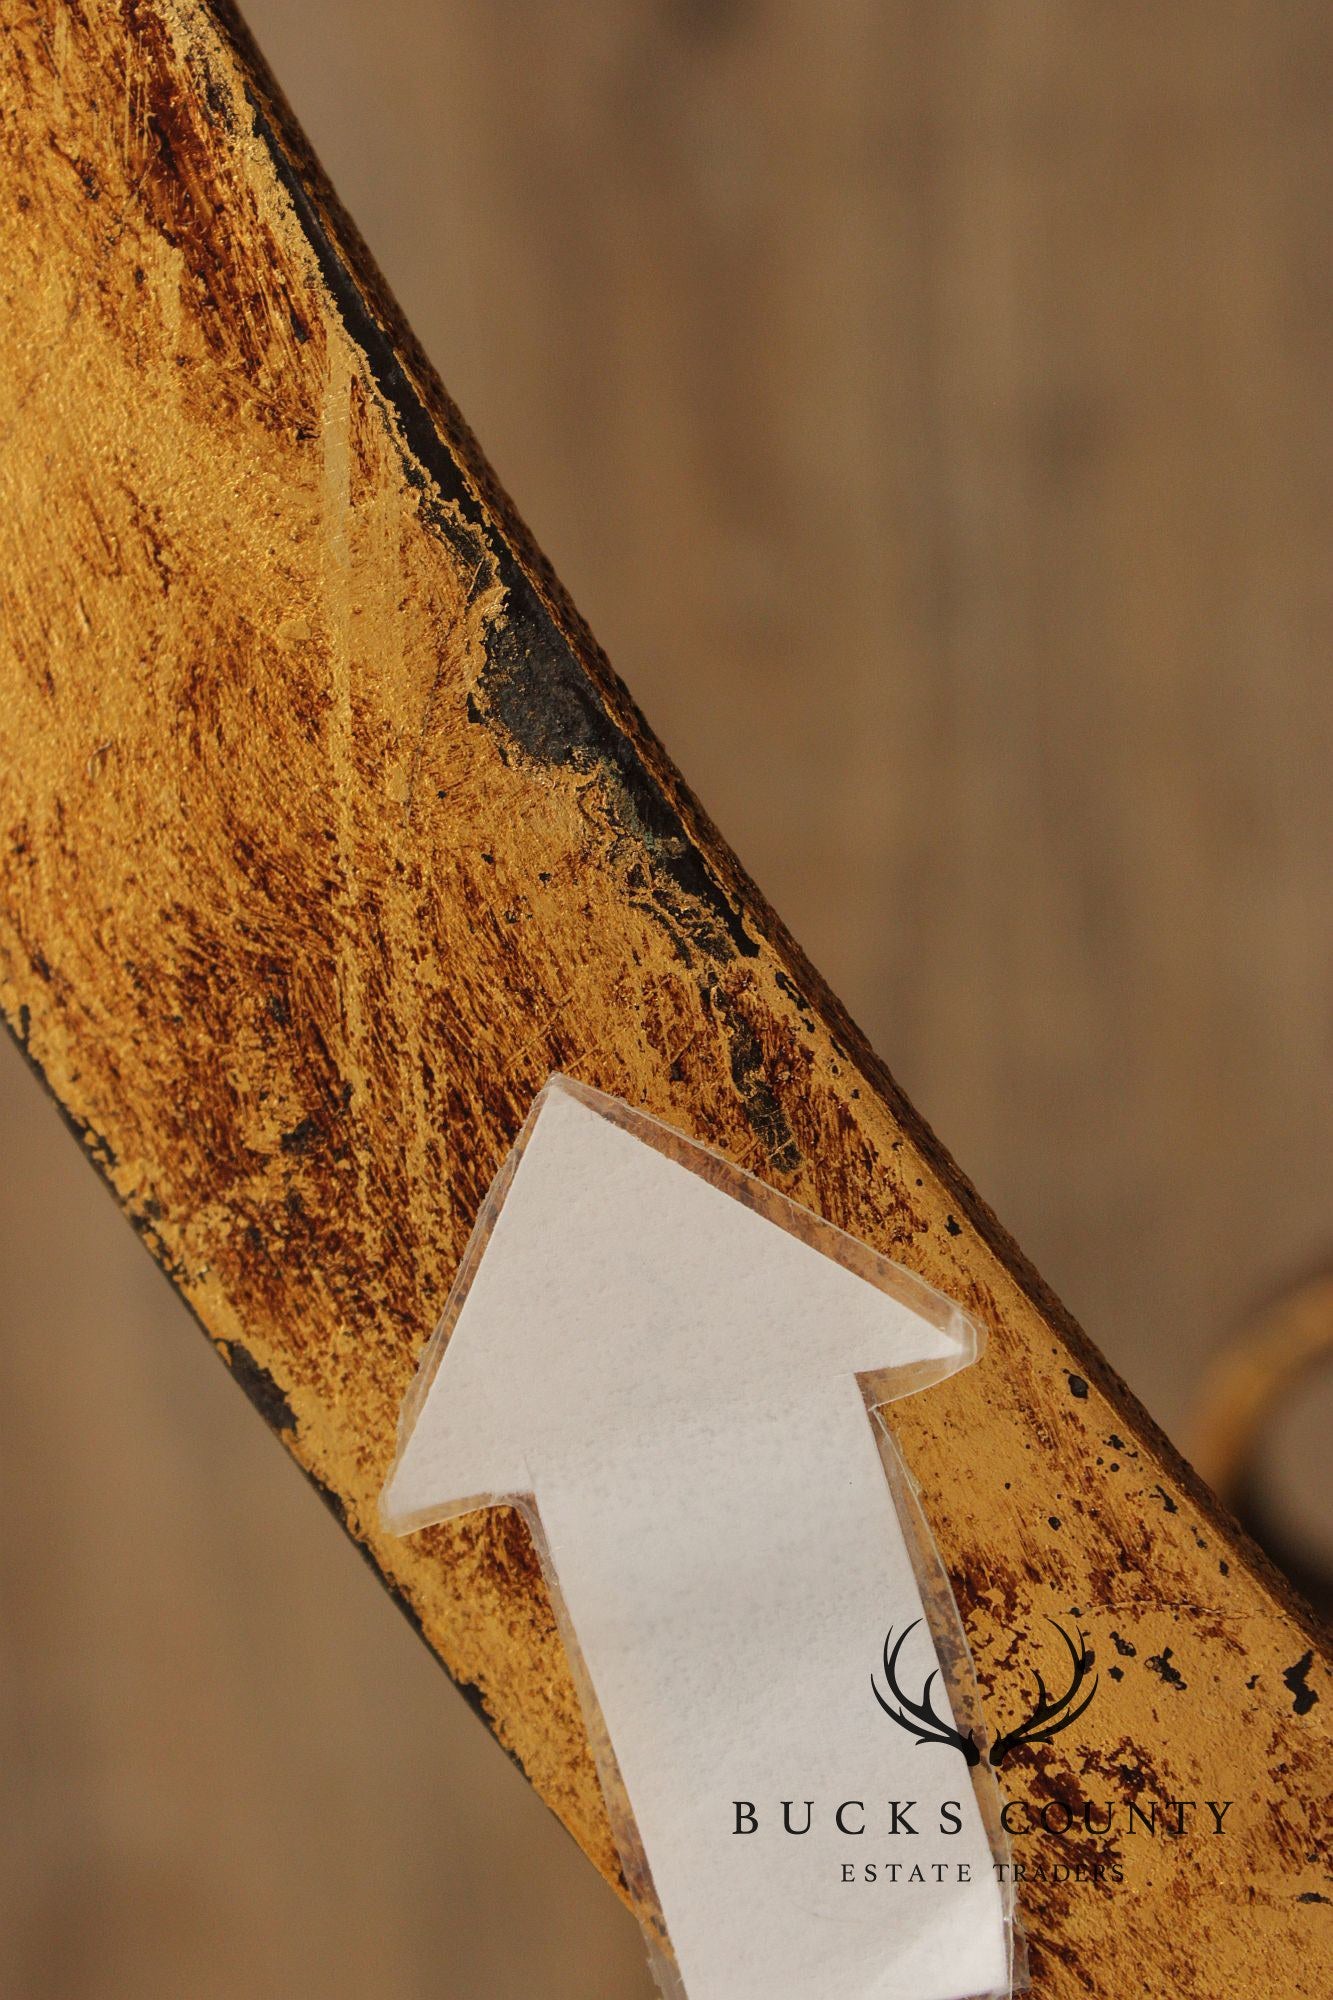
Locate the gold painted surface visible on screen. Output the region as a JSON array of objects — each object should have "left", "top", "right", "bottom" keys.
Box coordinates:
[{"left": 0, "top": 3, "right": 1328, "bottom": 1992}]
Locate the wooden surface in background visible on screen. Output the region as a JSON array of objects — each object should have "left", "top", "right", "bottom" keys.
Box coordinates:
[{"left": 1, "top": 3, "right": 1330, "bottom": 1997}]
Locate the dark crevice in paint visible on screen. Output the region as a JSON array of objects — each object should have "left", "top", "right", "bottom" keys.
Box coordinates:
[
  {"left": 247, "top": 93, "right": 756, "bottom": 975},
  {"left": 1283, "top": 1650, "right": 1318, "bottom": 1716},
  {"left": 701, "top": 982, "right": 799, "bottom": 1170},
  {"left": 226, "top": 1341, "right": 296, "bottom": 1433}
]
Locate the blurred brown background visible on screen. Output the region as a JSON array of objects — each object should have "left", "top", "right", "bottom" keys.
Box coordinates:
[{"left": 2, "top": 3, "right": 1329, "bottom": 1995}]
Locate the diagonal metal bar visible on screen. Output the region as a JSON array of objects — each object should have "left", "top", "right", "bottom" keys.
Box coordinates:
[{"left": 0, "top": 2, "right": 1327, "bottom": 1990}]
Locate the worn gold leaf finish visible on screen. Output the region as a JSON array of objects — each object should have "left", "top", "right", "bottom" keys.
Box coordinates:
[{"left": 0, "top": 3, "right": 1328, "bottom": 1990}]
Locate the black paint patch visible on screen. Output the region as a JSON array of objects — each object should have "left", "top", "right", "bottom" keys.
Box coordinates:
[
  {"left": 123, "top": 1199, "right": 190, "bottom": 1286},
  {"left": 279, "top": 1113, "right": 321, "bottom": 1155},
  {"left": 773, "top": 967, "right": 815, "bottom": 1029},
  {"left": 706, "top": 985, "right": 800, "bottom": 1170},
  {"left": 1067, "top": 1373, "right": 1089, "bottom": 1399},
  {"left": 225, "top": 1341, "right": 296, "bottom": 1433},
  {"left": 476, "top": 617, "right": 757, "bottom": 965},
  {"left": 249, "top": 93, "right": 757, "bottom": 975},
  {"left": 72, "top": 1107, "right": 117, "bottom": 1172},
  {"left": 1146, "top": 1647, "right": 1186, "bottom": 1690},
  {"left": 1283, "top": 1650, "right": 1319, "bottom": 1717},
  {"left": 455, "top": 1676, "right": 493, "bottom": 1726}
]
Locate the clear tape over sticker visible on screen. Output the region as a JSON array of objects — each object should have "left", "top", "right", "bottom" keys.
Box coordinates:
[
  {"left": 873, "top": 1424, "right": 1029, "bottom": 1999},
  {"left": 382, "top": 1075, "right": 1026, "bottom": 2000}
]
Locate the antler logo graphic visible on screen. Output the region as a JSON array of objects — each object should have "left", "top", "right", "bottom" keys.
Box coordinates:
[
  {"left": 872, "top": 1621, "right": 983, "bottom": 1765},
  {"left": 872, "top": 1618, "right": 1098, "bottom": 1767}
]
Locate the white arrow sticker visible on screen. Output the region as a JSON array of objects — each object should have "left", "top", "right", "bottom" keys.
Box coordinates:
[{"left": 383, "top": 1077, "right": 1013, "bottom": 2000}]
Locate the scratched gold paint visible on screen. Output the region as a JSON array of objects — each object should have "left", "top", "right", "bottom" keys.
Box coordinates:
[{"left": 0, "top": 3, "right": 1328, "bottom": 1993}]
